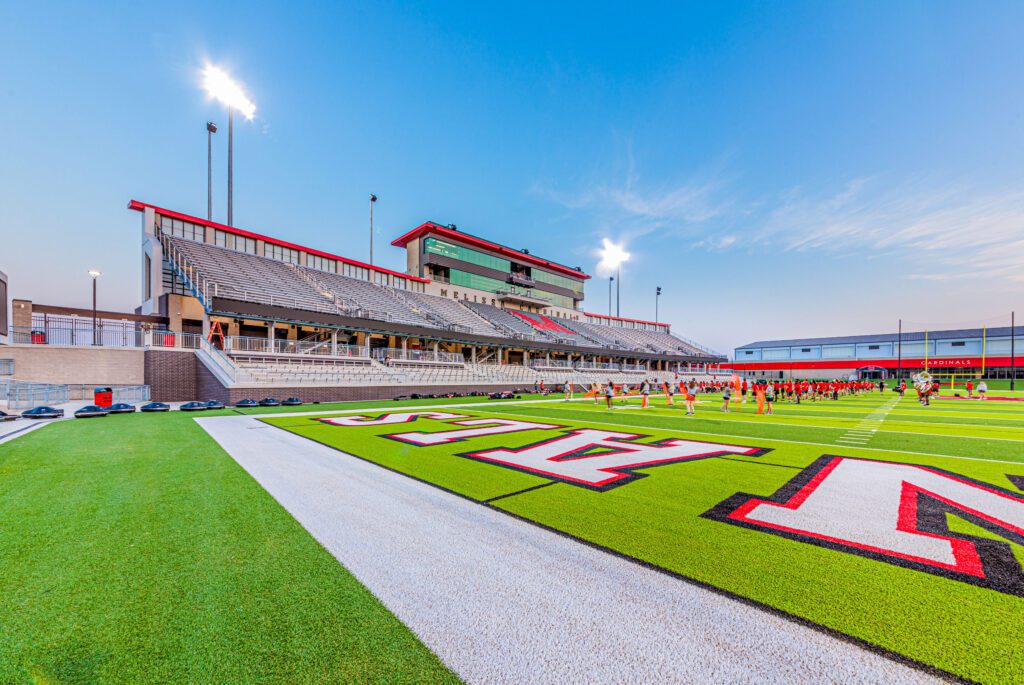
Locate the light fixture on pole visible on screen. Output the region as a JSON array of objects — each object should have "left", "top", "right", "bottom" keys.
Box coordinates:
[
  {"left": 88, "top": 270, "right": 102, "bottom": 345},
  {"left": 202, "top": 65, "right": 256, "bottom": 226},
  {"left": 608, "top": 276, "right": 614, "bottom": 316},
  {"left": 369, "top": 194, "right": 378, "bottom": 265},
  {"left": 597, "top": 238, "right": 630, "bottom": 319},
  {"left": 206, "top": 121, "right": 217, "bottom": 220},
  {"left": 655, "top": 286, "right": 662, "bottom": 323}
]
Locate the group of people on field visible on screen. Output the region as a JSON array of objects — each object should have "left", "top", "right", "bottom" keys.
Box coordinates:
[{"left": 574, "top": 376, "right": 877, "bottom": 417}]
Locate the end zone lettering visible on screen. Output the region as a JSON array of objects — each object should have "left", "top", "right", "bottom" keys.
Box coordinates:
[
  {"left": 705, "top": 456, "right": 1024, "bottom": 597},
  {"left": 461, "top": 429, "right": 767, "bottom": 490}
]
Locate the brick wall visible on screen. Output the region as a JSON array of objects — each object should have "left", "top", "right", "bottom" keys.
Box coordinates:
[
  {"left": 3, "top": 345, "right": 144, "bottom": 384},
  {"left": 144, "top": 350, "right": 198, "bottom": 401}
]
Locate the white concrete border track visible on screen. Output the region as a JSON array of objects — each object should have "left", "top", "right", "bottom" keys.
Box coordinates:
[{"left": 198, "top": 415, "right": 942, "bottom": 685}]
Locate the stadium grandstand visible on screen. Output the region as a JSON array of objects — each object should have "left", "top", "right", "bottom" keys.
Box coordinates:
[
  {"left": 0, "top": 201, "right": 726, "bottom": 403},
  {"left": 732, "top": 326, "right": 1022, "bottom": 381}
]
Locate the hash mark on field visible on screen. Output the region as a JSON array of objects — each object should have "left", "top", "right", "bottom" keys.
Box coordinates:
[
  {"left": 483, "top": 481, "right": 557, "bottom": 503},
  {"left": 833, "top": 397, "right": 899, "bottom": 447}
]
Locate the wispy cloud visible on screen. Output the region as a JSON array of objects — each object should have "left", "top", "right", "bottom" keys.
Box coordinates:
[
  {"left": 533, "top": 145, "right": 735, "bottom": 245},
  {"left": 759, "top": 176, "right": 1024, "bottom": 280},
  {"left": 539, "top": 153, "right": 1024, "bottom": 280}
]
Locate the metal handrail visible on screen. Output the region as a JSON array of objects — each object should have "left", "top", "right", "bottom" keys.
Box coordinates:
[
  {"left": 372, "top": 348, "right": 465, "bottom": 365},
  {"left": 223, "top": 335, "right": 370, "bottom": 359}
]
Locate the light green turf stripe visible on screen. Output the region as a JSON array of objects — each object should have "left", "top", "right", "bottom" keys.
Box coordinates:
[{"left": 486, "top": 408, "right": 1024, "bottom": 466}]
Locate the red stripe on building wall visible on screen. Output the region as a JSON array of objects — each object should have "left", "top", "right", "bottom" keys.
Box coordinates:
[{"left": 729, "top": 356, "right": 1022, "bottom": 371}]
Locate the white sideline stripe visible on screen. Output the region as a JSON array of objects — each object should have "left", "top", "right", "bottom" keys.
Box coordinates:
[
  {"left": 486, "top": 410, "right": 1024, "bottom": 466},
  {"left": 0, "top": 419, "right": 54, "bottom": 445},
  {"left": 197, "top": 416, "right": 939, "bottom": 685}
]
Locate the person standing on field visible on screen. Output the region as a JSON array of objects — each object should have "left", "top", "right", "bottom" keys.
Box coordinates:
[
  {"left": 564, "top": 379, "right": 573, "bottom": 402},
  {"left": 722, "top": 384, "right": 732, "bottom": 412},
  {"left": 605, "top": 380, "right": 615, "bottom": 409},
  {"left": 685, "top": 379, "right": 697, "bottom": 416},
  {"left": 966, "top": 379, "right": 974, "bottom": 397}
]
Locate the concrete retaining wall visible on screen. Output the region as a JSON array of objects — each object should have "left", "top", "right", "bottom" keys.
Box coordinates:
[{"left": 1, "top": 345, "right": 144, "bottom": 385}]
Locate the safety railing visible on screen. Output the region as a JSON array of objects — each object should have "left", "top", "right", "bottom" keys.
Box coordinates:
[
  {"left": 575, "top": 361, "right": 619, "bottom": 370},
  {"left": 159, "top": 232, "right": 213, "bottom": 309},
  {"left": 223, "top": 335, "right": 370, "bottom": 359},
  {"left": 144, "top": 331, "right": 202, "bottom": 349},
  {"left": 11, "top": 326, "right": 148, "bottom": 348},
  {"left": 621, "top": 363, "right": 648, "bottom": 373},
  {"left": 1, "top": 381, "right": 71, "bottom": 410},
  {"left": 372, "top": 348, "right": 465, "bottom": 365},
  {"left": 530, "top": 359, "right": 573, "bottom": 369}
]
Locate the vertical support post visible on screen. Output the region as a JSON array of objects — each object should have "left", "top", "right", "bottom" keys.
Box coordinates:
[
  {"left": 1012, "top": 311, "right": 1017, "bottom": 391},
  {"left": 896, "top": 319, "right": 902, "bottom": 381},
  {"left": 227, "top": 108, "right": 234, "bottom": 226},
  {"left": 92, "top": 277, "right": 98, "bottom": 346}
]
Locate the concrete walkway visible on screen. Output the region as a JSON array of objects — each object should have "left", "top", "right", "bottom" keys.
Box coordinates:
[{"left": 198, "top": 415, "right": 942, "bottom": 685}]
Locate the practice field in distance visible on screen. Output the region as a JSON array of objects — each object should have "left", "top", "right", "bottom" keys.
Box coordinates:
[{"left": 264, "top": 391, "right": 1024, "bottom": 684}]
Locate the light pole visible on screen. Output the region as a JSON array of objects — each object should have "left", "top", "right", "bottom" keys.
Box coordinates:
[
  {"left": 88, "top": 270, "right": 101, "bottom": 345},
  {"left": 1012, "top": 311, "right": 1016, "bottom": 391},
  {"left": 202, "top": 65, "right": 256, "bottom": 227},
  {"left": 616, "top": 264, "right": 621, "bottom": 318},
  {"left": 369, "top": 194, "right": 378, "bottom": 265},
  {"left": 655, "top": 286, "right": 662, "bottom": 323},
  {"left": 206, "top": 122, "right": 217, "bottom": 220},
  {"left": 608, "top": 276, "right": 614, "bottom": 316}
]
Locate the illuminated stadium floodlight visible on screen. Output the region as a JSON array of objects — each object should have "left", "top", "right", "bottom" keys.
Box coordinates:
[
  {"left": 202, "top": 65, "right": 256, "bottom": 226},
  {"left": 597, "top": 239, "right": 630, "bottom": 317}
]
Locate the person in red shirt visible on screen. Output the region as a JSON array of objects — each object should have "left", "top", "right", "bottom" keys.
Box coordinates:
[{"left": 966, "top": 379, "right": 974, "bottom": 397}]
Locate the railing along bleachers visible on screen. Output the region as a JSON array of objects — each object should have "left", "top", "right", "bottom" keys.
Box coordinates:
[
  {"left": 400, "top": 292, "right": 503, "bottom": 336},
  {"left": 372, "top": 348, "right": 465, "bottom": 367}
]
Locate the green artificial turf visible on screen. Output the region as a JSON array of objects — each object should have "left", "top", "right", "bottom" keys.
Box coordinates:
[
  {"left": 268, "top": 392, "right": 1024, "bottom": 684},
  {"left": 0, "top": 407, "right": 460, "bottom": 684}
]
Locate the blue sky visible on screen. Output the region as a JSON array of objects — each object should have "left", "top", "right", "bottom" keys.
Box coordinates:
[{"left": 2, "top": 1, "right": 1023, "bottom": 353}]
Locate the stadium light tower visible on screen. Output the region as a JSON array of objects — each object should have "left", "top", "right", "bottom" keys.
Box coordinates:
[
  {"left": 608, "top": 276, "right": 614, "bottom": 316},
  {"left": 655, "top": 286, "right": 662, "bottom": 323},
  {"left": 206, "top": 122, "right": 218, "bottom": 220},
  {"left": 597, "top": 239, "right": 630, "bottom": 318},
  {"left": 369, "top": 194, "right": 378, "bottom": 265},
  {"left": 88, "top": 269, "right": 101, "bottom": 345},
  {"left": 202, "top": 65, "right": 256, "bottom": 226}
]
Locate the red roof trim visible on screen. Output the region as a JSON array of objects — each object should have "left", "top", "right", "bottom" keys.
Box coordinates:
[
  {"left": 583, "top": 311, "right": 668, "bottom": 328},
  {"left": 391, "top": 222, "right": 591, "bottom": 280},
  {"left": 728, "top": 356, "right": 1023, "bottom": 370},
  {"left": 128, "top": 200, "right": 430, "bottom": 283}
]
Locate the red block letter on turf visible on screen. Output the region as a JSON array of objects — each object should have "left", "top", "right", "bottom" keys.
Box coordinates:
[
  {"left": 705, "top": 456, "right": 1024, "bottom": 597},
  {"left": 386, "top": 418, "right": 561, "bottom": 445},
  {"left": 463, "top": 429, "right": 763, "bottom": 490},
  {"left": 319, "top": 411, "right": 469, "bottom": 426}
]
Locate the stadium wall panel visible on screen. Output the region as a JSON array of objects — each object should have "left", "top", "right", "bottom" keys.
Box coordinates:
[{"left": 2, "top": 345, "right": 144, "bottom": 385}]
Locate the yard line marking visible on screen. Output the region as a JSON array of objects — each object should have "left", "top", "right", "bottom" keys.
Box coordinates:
[
  {"left": 597, "top": 406, "right": 1024, "bottom": 443},
  {"left": 479, "top": 409, "right": 1024, "bottom": 466}
]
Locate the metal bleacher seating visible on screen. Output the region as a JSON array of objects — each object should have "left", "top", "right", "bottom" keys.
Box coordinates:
[
  {"left": 309, "top": 271, "right": 432, "bottom": 328},
  {"left": 400, "top": 292, "right": 504, "bottom": 336},
  {"left": 168, "top": 237, "right": 337, "bottom": 313},
  {"left": 163, "top": 231, "right": 723, "bottom": 392}
]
